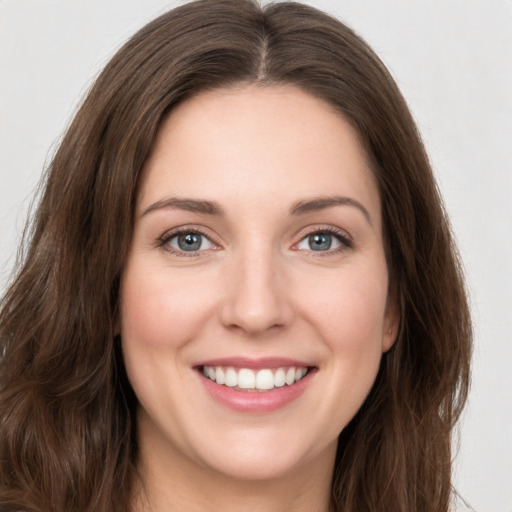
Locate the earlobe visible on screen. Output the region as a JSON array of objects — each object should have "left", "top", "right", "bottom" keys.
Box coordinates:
[
  {"left": 113, "top": 316, "right": 122, "bottom": 338},
  {"left": 382, "top": 299, "right": 400, "bottom": 353},
  {"left": 113, "top": 306, "right": 121, "bottom": 338}
]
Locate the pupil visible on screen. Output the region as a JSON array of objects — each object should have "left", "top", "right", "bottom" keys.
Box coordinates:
[
  {"left": 178, "top": 233, "right": 201, "bottom": 251},
  {"left": 309, "top": 233, "right": 331, "bottom": 251}
]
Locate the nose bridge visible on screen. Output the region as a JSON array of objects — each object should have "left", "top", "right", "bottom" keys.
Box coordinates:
[{"left": 220, "top": 237, "right": 292, "bottom": 334}]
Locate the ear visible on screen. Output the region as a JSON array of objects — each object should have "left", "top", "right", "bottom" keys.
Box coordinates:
[
  {"left": 112, "top": 303, "right": 121, "bottom": 338},
  {"left": 382, "top": 294, "right": 400, "bottom": 353}
]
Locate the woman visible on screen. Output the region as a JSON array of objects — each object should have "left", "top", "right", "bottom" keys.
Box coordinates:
[{"left": 0, "top": 1, "right": 472, "bottom": 511}]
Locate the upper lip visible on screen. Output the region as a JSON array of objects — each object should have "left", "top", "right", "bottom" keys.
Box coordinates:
[{"left": 193, "top": 356, "right": 314, "bottom": 370}]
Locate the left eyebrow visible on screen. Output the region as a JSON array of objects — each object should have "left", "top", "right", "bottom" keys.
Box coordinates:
[{"left": 289, "top": 195, "right": 372, "bottom": 226}]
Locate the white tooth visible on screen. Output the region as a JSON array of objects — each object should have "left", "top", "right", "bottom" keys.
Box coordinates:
[
  {"left": 256, "top": 369, "right": 274, "bottom": 390},
  {"left": 208, "top": 367, "right": 216, "bottom": 381},
  {"left": 285, "top": 367, "right": 296, "bottom": 385},
  {"left": 238, "top": 368, "right": 256, "bottom": 389},
  {"left": 274, "top": 368, "right": 286, "bottom": 387},
  {"left": 225, "top": 367, "right": 238, "bottom": 387},
  {"left": 202, "top": 366, "right": 209, "bottom": 377},
  {"left": 295, "top": 367, "right": 307, "bottom": 382},
  {"left": 215, "top": 367, "right": 225, "bottom": 385}
]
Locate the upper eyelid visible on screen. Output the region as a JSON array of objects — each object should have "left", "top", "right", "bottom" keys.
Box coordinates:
[
  {"left": 158, "top": 226, "right": 221, "bottom": 253},
  {"left": 290, "top": 228, "right": 353, "bottom": 258},
  {"left": 160, "top": 226, "right": 217, "bottom": 242},
  {"left": 156, "top": 229, "right": 219, "bottom": 259},
  {"left": 295, "top": 225, "right": 353, "bottom": 243},
  {"left": 300, "top": 224, "right": 350, "bottom": 236},
  {"left": 160, "top": 225, "right": 351, "bottom": 239},
  {"left": 157, "top": 224, "right": 353, "bottom": 251}
]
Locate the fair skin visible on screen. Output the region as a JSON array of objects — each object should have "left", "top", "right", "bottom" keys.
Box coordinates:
[{"left": 120, "top": 84, "right": 398, "bottom": 512}]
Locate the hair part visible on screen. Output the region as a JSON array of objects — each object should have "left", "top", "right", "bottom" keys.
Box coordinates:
[{"left": 0, "top": 1, "right": 471, "bottom": 511}]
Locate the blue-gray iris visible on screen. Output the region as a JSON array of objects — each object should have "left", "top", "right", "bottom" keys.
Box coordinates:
[{"left": 309, "top": 233, "right": 332, "bottom": 251}]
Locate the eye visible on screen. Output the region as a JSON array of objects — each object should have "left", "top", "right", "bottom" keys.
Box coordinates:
[
  {"left": 295, "top": 229, "right": 351, "bottom": 253},
  {"left": 163, "top": 230, "right": 216, "bottom": 253}
]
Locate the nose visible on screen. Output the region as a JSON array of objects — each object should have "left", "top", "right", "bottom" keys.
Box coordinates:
[{"left": 219, "top": 247, "right": 294, "bottom": 335}]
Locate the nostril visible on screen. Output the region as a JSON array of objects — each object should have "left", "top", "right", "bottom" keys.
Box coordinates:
[{"left": 220, "top": 300, "right": 294, "bottom": 335}]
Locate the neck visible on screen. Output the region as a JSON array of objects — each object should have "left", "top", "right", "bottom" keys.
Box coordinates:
[{"left": 133, "top": 470, "right": 334, "bottom": 512}]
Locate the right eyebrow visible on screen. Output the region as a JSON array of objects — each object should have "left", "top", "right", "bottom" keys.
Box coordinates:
[{"left": 140, "top": 197, "right": 225, "bottom": 217}]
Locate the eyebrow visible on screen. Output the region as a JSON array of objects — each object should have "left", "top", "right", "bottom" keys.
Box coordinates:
[
  {"left": 141, "top": 197, "right": 225, "bottom": 217},
  {"left": 289, "top": 196, "right": 372, "bottom": 225},
  {"left": 141, "top": 195, "right": 372, "bottom": 225}
]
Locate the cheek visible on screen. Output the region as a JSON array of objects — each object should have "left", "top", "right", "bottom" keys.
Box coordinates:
[
  {"left": 299, "top": 264, "right": 388, "bottom": 402},
  {"left": 300, "top": 266, "right": 389, "bottom": 350},
  {"left": 316, "top": 274, "right": 388, "bottom": 414},
  {"left": 120, "top": 262, "right": 217, "bottom": 351}
]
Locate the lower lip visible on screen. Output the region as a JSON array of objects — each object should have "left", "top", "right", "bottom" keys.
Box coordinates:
[{"left": 197, "top": 370, "right": 315, "bottom": 413}]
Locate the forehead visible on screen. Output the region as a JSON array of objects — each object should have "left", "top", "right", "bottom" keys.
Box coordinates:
[{"left": 138, "top": 84, "right": 381, "bottom": 226}]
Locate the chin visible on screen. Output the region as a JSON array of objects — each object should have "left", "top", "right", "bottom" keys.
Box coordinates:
[
  {"left": 189, "top": 427, "right": 336, "bottom": 483},
  {"left": 202, "top": 451, "right": 308, "bottom": 482}
]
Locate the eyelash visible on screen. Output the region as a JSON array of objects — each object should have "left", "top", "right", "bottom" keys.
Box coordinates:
[
  {"left": 157, "top": 225, "right": 353, "bottom": 257},
  {"left": 297, "top": 226, "right": 354, "bottom": 256},
  {"left": 158, "top": 227, "right": 217, "bottom": 257}
]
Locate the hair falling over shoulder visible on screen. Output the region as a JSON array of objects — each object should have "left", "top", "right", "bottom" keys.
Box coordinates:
[{"left": 0, "top": 1, "right": 472, "bottom": 511}]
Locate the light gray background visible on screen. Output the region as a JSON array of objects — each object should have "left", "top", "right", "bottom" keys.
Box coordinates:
[{"left": 1, "top": 1, "right": 511, "bottom": 511}]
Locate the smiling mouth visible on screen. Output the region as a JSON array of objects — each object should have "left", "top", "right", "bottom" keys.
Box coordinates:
[{"left": 199, "top": 365, "right": 311, "bottom": 392}]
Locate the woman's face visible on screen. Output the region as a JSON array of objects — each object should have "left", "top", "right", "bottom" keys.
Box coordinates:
[{"left": 120, "top": 85, "right": 398, "bottom": 482}]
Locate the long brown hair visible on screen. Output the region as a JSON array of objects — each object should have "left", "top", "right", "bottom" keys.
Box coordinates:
[{"left": 0, "top": 1, "right": 472, "bottom": 510}]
